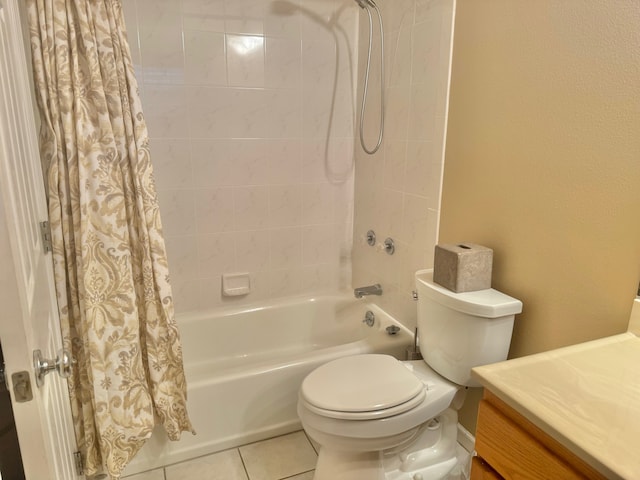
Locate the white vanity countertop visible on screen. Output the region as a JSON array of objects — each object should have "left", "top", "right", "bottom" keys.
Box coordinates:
[{"left": 472, "top": 332, "right": 640, "bottom": 480}]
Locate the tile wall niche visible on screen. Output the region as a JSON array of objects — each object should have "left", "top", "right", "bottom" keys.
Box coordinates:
[
  {"left": 122, "top": 0, "right": 359, "bottom": 313},
  {"left": 352, "top": 0, "right": 455, "bottom": 330}
]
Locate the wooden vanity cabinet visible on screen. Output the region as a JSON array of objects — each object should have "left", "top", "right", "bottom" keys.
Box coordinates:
[
  {"left": 470, "top": 457, "right": 502, "bottom": 479},
  {"left": 470, "top": 391, "right": 607, "bottom": 480}
]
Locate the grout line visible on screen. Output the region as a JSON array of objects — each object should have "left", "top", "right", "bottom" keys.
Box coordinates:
[
  {"left": 302, "top": 430, "right": 318, "bottom": 455},
  {"left": 237, "top": 446, "right": 251, "bottom": 480},
  {"left": 278, "top": 469, "right": 315, "bottom": 480},
  {"left": 237, "top": 429, "right": 303, "bottom": 449}
]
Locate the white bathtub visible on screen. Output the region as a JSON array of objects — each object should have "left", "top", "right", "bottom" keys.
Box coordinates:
[{"left": 124, "top": 295, "right": 413, "bottom": 475}]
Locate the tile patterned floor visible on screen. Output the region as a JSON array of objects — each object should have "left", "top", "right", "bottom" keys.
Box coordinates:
[{"left": 123, "top": 431, "right": 317, "bottom": 480}]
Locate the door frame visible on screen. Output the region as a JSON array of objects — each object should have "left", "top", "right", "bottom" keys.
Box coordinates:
[{"left": 0, "top": 0, "right": 79, "bottom": 478}]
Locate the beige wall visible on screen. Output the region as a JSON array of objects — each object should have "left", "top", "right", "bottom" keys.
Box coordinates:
[{"left": 442, "top": 0, "right": 640, "bottom": 431}]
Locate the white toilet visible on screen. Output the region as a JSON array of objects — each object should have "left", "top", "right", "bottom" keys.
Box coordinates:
[{"left": 297, "top": 269, "right": 523, "bottom": 480}]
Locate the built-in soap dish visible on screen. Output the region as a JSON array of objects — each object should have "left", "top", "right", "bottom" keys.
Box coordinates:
[{"left": 222, "top": 272, "right": 250, "bottom": 297}]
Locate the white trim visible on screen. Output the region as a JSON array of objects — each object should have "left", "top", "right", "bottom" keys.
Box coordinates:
[
  {"left": 0, "top": 0, "right": 79, "bottom": 478},
  {"left": 457, "top": 422, "right": 476, "bottom": 455}
]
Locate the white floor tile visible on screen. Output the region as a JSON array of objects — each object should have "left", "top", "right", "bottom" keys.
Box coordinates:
[
  {"left": 165, "top": 448, "right": 248, "bottom": 480},
  {"left": 122, "top": 469, "right": 165, "bottom": 480},
  {"left": 303, "top": 433, "right": 320, "bottom": 454},
  {"left": 239, "top": 431, "right": 317, "bottom": 480},
  {"left": 284, "top": 472, "right": 314, "bottom": 480}
]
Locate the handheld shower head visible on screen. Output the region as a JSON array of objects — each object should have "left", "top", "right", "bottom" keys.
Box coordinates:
[
  {"left": 354, "top": 0, "right": 385, "bottom": 155},
  {"left": 354, "top": 0, "right": 376, "bottom": 8}
]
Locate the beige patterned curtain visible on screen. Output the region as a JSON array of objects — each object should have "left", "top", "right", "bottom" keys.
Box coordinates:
[{"left": 26, "top": 0, "right": 193, "bottom": 477}]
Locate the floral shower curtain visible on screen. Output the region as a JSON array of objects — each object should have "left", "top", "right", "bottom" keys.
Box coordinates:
[{"left": 26, "top": 0, "right": 193, "bottom": 477}]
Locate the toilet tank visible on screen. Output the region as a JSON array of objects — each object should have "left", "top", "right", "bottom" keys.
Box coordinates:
[{"left": 415, "top": 269, "right": 522, "bottom": 387}]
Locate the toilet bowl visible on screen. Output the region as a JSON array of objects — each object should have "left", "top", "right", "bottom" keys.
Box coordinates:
[
  {"left": 297, "top": 356, "right": 464, "bottom": 480},
  {"left": 297, "top": 269, "right": 523, "bottom": 480}
]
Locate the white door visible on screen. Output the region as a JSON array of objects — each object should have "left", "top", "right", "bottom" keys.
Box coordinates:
[{"left": 0, "top": 0, "right": 80, "bottom": 478}]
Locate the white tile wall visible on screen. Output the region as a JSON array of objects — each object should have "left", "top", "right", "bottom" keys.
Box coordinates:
[
  {"left": 123, "top": 0, "right": 358, "bottom": 313},
  {"left": 352, "top": 0, "right": 455, "bottom": 329}
]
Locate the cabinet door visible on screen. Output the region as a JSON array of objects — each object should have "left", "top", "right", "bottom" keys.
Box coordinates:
[{"left": 475, "top": 393, "right": 606, "bottom": 480}]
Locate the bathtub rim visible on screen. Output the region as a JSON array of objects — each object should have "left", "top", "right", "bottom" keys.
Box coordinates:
[{"left": 175, "top": 291, "right": 364, "bottom": 325}]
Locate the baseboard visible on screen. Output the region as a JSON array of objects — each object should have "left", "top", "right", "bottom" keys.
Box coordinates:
[{"left": 457, "top": 423, "right": 475, "bottom": 454}]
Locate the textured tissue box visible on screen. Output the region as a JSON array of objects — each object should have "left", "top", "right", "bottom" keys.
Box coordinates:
[{"left": 433, "top": 243, "right": 493, "bottom": 293}]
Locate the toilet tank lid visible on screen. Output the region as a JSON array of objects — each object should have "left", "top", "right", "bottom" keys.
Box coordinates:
[{"left": 415, "top": 269, "right": 523, "bottom": 318}]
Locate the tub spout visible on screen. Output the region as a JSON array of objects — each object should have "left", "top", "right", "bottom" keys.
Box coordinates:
[{"left": 354, "top": 284, "right": 383, "bottom": 298}]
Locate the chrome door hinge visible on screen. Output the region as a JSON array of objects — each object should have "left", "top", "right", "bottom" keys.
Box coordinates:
[
  {"left": 39, "top": 220, "right": 52, "bottom": 253},
  {"left": 73, "top": 451, "right": 84, "bottom": 476}
]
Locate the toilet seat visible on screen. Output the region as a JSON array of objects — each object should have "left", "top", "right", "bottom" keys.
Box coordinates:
[
  {"left": 297, "top": 358, "right": 462, "bottom": 440},
  {"left": 301, "top": 389, "right": 426, "bottom": 420},
  {"left": 300, "top": 354, "right": 426, "bottom": 420}
]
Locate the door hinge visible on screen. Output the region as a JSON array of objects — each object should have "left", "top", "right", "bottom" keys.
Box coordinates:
[
  {"left": 39, "top": 220, "right": 52, "bottom": 253},
  {"left": 73, "top": 451, "right": 84, "bottom": 476}
]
